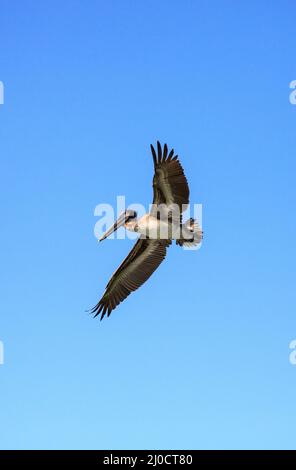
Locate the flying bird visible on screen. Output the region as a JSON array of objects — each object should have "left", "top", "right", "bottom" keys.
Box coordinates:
[{"left": 90, "top": 142, "right": 202, "bottom": 320}]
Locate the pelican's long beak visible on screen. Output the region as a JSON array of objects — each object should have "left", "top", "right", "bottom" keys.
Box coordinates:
[{"left": 99, "top": 213, "right": 126, "bottom": 242}]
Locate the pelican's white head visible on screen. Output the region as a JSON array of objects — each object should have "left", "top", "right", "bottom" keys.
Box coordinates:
[{"left": 99, "top": 210, "right": 138, "bottom": 241}]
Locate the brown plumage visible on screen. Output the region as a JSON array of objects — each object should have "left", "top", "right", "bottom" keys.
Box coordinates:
[
  {"left": 90, "top": 238, "right": 170, "bottom": 320},
  {"left": 150, "top": 142, "right": 189, "bottom": 213}
]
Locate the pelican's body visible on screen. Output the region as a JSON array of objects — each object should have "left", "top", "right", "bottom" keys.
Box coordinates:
[
  {"left": 91, "top": 142, "right": 202, "bottom": 320},
  {"left": 126, "top": 214, "right": 194, "bottom": 241}
]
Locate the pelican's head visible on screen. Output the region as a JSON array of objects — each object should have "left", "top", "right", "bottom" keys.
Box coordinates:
[{"left": 99, "top": 210, "right": 138, "bottom": 242}]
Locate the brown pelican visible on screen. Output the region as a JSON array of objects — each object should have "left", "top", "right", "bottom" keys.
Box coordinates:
[{"left": 91, "top": 142, "right": 202, "bottom": 320}]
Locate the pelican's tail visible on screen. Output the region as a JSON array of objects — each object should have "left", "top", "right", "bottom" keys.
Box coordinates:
[{"left": 176, "top": 218, "right": 203, "bottom": 248}]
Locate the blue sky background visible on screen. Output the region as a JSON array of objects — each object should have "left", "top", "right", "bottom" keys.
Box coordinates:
[{"left": 0, "top": 0, "right": 296, "bottom": 450}]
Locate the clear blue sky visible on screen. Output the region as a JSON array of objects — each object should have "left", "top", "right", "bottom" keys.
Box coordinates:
[{"left": 0, "top": 0, "right": 296, "bottom": 450}]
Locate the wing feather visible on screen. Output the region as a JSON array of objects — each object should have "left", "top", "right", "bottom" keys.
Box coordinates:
[
  {"left": 90, "top": 239, "right": 170, "bottom": 320},
  {"left": 151, "top": 141, "right": 189, "bottom": 213}
]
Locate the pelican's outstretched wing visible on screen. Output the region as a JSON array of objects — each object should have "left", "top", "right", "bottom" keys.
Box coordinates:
[
  {"left": 150, "top": 141, "right": 189, "bottom": 214},
  {"left": 90, "top": 238, "right": 170, "bottom": 320}
]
